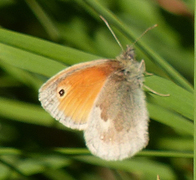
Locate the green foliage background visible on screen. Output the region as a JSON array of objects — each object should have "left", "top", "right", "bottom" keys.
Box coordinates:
[{"left": 0, "top": 0, "right": 193, "bottom": 180}]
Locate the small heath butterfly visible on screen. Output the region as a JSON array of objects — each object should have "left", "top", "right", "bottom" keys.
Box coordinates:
[{"left": 39, "top": 18, "right": 153, "bottom": 161}]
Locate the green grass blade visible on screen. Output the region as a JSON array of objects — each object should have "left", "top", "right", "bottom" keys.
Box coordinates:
[
  {"left": 25, "top": 0, "right": 60, "bottom": 41},
  {"left": 73, "top": 155, "right": 176, "bottom": 180},
  {"left": 0, "top": 97, "right": 58, "bottom": 127},
  {"left": 0, "top": 28, "right": 100, "bottom": 65},
  {"left": 0, "top": 42, "right": 65, "bottom": 77},
  {"left": 145, "top": 75, "right": 193, "bottom": 120}
]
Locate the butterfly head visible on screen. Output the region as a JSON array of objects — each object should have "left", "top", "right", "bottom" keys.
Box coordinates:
[{"left": 117, "top": 46, "right": 135, "bottom": 61}]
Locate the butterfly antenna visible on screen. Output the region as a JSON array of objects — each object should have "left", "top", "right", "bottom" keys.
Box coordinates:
[
  {"left": 132, "top": 24, "right": 158, "bottom": 46},
  {"left": 100, "top": 15, "right": 124, "bottom": 52}
]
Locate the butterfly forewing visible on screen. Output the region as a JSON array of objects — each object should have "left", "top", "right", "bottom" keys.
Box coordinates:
[{"left": 39, "top": 60, "right": 121, "bottom": 130}]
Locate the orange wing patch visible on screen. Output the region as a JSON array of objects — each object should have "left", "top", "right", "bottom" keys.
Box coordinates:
[{"left": 57, "top": 61, "right": 120, "bottom": 124}]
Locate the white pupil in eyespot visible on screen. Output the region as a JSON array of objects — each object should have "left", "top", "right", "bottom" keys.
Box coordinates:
[{"left": 58, "top": 89, "right": 65, "bottom": 96}]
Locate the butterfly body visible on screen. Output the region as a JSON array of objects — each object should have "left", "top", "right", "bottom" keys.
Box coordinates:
[{"left": 39, "top": 46, "right": 149, "bottom": 160}]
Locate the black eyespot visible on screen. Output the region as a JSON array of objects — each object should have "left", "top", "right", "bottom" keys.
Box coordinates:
[{"left": 58, "top": 89, "right": 65, "bottom": 97}]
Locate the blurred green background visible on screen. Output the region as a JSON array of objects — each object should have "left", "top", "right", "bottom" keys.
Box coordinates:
[{"left": 0, "top": 0, "right": 193, "bottom": 180}]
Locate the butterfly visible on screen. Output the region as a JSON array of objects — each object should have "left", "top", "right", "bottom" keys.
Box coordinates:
[
  {"left": 39, "top": 45, "right": 149, "bottom": 160},
  {"left": 38, "top": 17, "right": 154, "bottom": 161}
]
